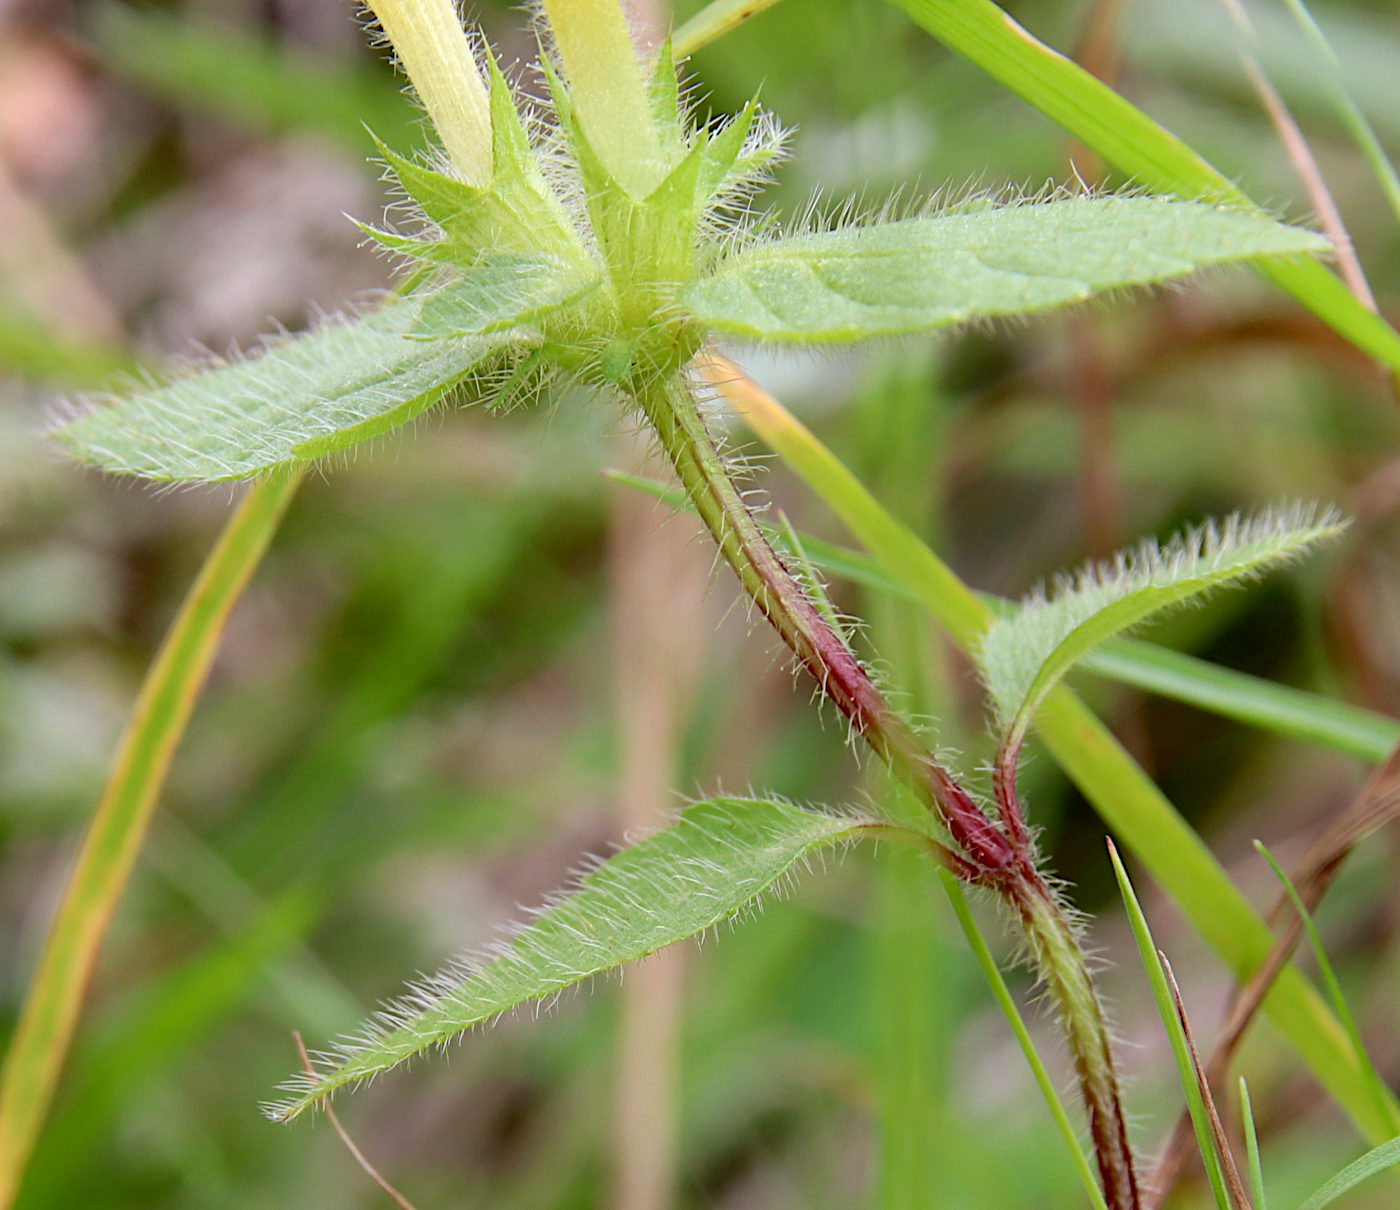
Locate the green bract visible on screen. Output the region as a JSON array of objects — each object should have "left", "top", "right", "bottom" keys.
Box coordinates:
[
  {"left": 56, "top": 32, "right": 1328, "bottom": 483},
  {"left": 976, "top": 504, "right": 1348, "bottom": 749}
]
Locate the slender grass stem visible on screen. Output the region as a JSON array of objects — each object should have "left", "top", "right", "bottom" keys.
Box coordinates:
[
  {"left": 0, "top": 470, "right": 300, "bottom": 1210},
  {"left": 941, "top": 872, "right": 1111, "bottom": 1210}
]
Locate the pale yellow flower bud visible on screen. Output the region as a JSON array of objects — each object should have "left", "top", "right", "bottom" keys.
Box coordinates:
[{"left": 366, "top": 0, "right": 492, "bottom": 185}]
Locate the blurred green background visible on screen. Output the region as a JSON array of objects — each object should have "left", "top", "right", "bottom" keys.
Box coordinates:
[{"left": 1, "top": 0, "right": 1398, "bottom": 1206}]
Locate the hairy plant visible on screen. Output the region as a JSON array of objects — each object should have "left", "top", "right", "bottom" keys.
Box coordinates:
[{"left": 42, "top": 0, "right": 1349, "bottom": 1206}]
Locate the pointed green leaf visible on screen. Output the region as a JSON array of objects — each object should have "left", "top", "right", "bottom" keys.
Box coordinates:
[
  {"left": 56, "top": 296, "right": 500, "bottom": 482},
  {"left": 647, "top": 38, "right": 684, "bottom": 143},
  {"left": 375, "top": 146, "right": 581, "bottom": 267},
  {"left": 1239, "top": 1079, "right": 1267, "bottom": 1210},
  {"left": 682, "top": 196, "right": 1329, "bottom": 341},
  {"left": 546, "top": 55, "right": 707, "bottom": 292},
  {"left": 411, "top": 256, "right": 600, "bottom": 338},
  {"left": 1296, "top": 1137, "right": 1400, "bottom": 1210},
  {"left": 372, "top": 58, "right": 584, "bottom": 268},
  {"left": 482, "top": 51, "right": 538, "bottom": 186},
  {"left": 374, "top": 138, "right": 480, "bottom": 228},
  {"left": 697, "top": 101, "right": 760, "bottom": 207},
  {"left": 265, "top": 796, "right": 879, "bottom": 1120},
  {"left": 978, "top": 505, "right": 1346, "bottom": 746}
]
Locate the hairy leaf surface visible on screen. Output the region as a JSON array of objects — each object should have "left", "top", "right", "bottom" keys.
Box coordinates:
[
  {"left": 266, "top": 796, "right": 879, "bottom": 1120},
  {"left": 978, "top": 505, "right": 1346, "bottom": 746},
  {"left": 57, "top": 294, "right": 503, "bottom": 482},
  {"left": 682, "top": 197, "right": 1329, "bottom": 341},
  {"left": 411, "top": 256, "right": 600, "bottom": 338}
]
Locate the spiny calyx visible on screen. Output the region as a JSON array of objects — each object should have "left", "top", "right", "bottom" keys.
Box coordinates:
[{"left": 369, "top": 41, "right": 776, "bottom": 390}]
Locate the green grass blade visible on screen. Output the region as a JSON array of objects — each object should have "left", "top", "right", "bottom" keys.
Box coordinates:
[
  {"left": 1108, "top": 842, "right": 1232, "bottom": 1210},
  {"left": 888, "top": 0, "right": 1400, "bottom": 375},
  {"left": 1296, "top": 1136, "right": 1400, "bottom": 1210},
  {"left": 266, "top": 797, "right": 885, "bottom": 1121},
  {"left": 0, "top": 470, "right": 300, "bottom": 1209},
  {"left": 940, "top": 870, "right": 1109, "bottom": 1210},
  {"left": 1254, "top": 841, "right": 1394, "bottom": 1134},
  {"left": 1239, "top": 1078, "right": 1267, "bottom": 1210},
  {"left": 673, "top": 0, "right": 788, "bottom": 57},
  {"left": 1078, "top": 641, "right": 1400, "bottom": 763},
  {"left": 684, "top": 198, "right": 1327, "bottom": 343},
  {"left": 19, "top": 892, "right": 317, "bottom": 1206},
  {"left": 869, "top": 843, "right": 948, "bottom": 1209},
  {"left": 1277, "top": 0, "right": 1400, "bottom": 224},
  {"left": 715, "top": 365, "right": 1400, "bottom": 1144},
  {"left": 1032, "top": 688, "right": 1399, "bottom": 1145}
]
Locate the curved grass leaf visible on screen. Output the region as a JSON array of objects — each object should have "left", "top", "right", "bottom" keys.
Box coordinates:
[
  {"left": 1239, "top": 1079, "right": 1267, "bottom": 1210},
  {"left": 978, "top": 504, "right": 1346, "bottom": 747},
  {"left": 681, "top": 196, "right": 1328, "bottom": 341},
  {"left": 0, "top": 472, "right": 299, "bottom": 1206},
  {"left": 56, "top": 294, "right": 503, "bottom": 482},
  {"left": 889, "top": 0, "right": 1400, "bottom": 375},
  {"left": 265, "top": 796, "right": 881, "bottom": 1121},
  {"left": 1108, "top": 842, "right": 1234, "bottom": 1210},
  {"left": 1296, "top": 1137, "right": 1400, "bottom": 1210}
]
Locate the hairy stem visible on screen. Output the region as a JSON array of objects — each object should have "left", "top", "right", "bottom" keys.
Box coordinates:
[
  {"left": 635, "top": 370, "right": 1140, "bottom": 1209},
  {"left": 1017, "top": 880, "right": 1140, "bottom": 1210},
  {"left": 636, "top": 379, "right": 922, "bottom": 777}
]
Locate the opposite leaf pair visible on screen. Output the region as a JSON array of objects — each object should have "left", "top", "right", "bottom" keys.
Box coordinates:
[
  {"left": 56, "top": 24, "right": 1326, "bottom": 486},
  {"left": 264, "top": 501, "right": 1343, "bottom": 1121}
]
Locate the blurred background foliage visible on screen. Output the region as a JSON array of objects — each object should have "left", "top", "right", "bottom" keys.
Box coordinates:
[{"left": 0, "top": 0, "right": 1398, "bottom": 1207}]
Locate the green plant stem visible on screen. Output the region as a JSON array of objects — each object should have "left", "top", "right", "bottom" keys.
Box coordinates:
[
  {"left": 0, "top": 469, "right": 301, "bottom": 1210},
  {"left": 1016, "top": 879, "right": 1140, "bottom": 1210},
  {"left": 605, "top": 469, "right": 1400, "bottom": 764},
  {"left": 714, "top": 358, "right": 1400, "bottom": 1145},
  {"left": 941, "top": 872, "right": 1110, "bottom": 1210},
  {"left": 634, "top": 377, "right": 941, "bottom": 821},
  {"left": 635, "top": 371, "right": 1140, "bottom": 1209}
]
